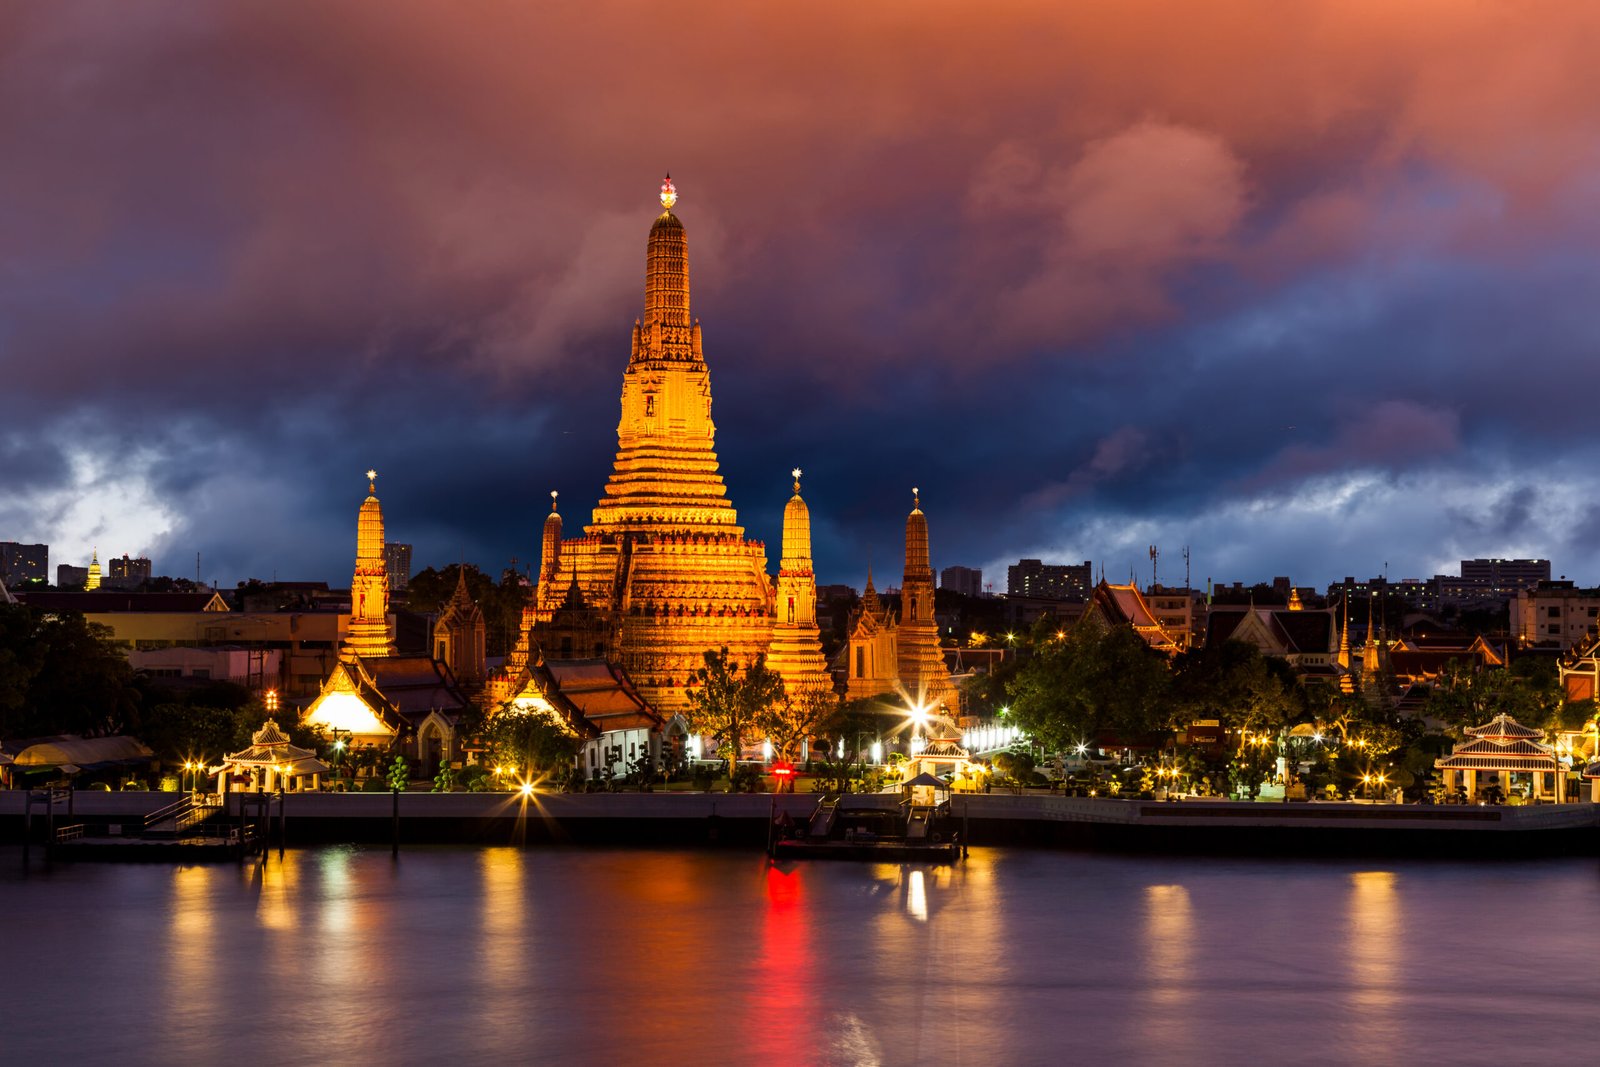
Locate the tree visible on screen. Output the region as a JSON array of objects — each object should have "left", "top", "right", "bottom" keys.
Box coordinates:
[
  {"left": 759, "top": 687, "right": 841, "bottom": 769},
  {"left": 684, "top": 647, "right": 786, "bottom": 783},
  {"left": 0, "top": 605, "right": 139, "bottom": 738},
  {"left": 1423, "top": 660, "right": 1559, "bottom": 732},
  {"left": 1007, "top": 615, "right": 1171, "bottom": 753},
  {"left": 483, "top": 705, "right": 581, "bottom": 782},
  {"left": 1171, "top": 640, "right": 1300, "bottom": 737}
]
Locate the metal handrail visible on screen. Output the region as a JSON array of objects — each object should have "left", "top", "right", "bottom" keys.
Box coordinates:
[
  {"left": 143, "top": 796, "right": 194, "bottom": 829},
  {"left": 55, "top": 824, "right": 85, "bottom": 843}
]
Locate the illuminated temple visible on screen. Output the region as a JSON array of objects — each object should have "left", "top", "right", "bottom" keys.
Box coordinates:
[
  {"left": 497, "top": 177, "right": 828, "bottom": 713},
  {"left": 843, "top": 490, "right": 960, "bottom": 714}
]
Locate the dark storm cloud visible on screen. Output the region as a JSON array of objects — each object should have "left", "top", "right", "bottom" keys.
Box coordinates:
[{"left": 5, "top": 1, "right": 1600, "bottom": 586}]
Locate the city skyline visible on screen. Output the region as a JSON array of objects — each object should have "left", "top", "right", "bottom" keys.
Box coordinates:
[{"left": 6, "top": 3, "right": 1600, "bottom": 590}]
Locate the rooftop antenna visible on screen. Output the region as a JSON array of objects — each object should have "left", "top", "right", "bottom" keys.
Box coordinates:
[
  {"left": 195, "top": 552, "right": 201, "bottom": 584},
  {"left": 1183, "top": 546, "right": 1191, "bottom": 593},
  {"left": 1149, "top": 544, "right": 1159, "bottom": 591}
]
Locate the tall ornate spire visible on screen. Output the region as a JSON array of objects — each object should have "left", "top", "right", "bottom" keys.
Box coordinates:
[
  {"left": 600, "top": 174, "right": 734, "bottom": 527},
  {"left": 636, "top": 173, "right": 697, "bottom": 364},
  {"left": 86, "top": 548, "right": 101, "bottom": 591},
  {"left": 539, "top": 490, "right": 562, "bottom": 589},
  {"left": 898, "top": 488, "right": 957, "bottom": 713},
  {"left": 344, "top": 469, "right": 395, "bottom": 659},
  {"left": 767, "top": 467, "right": 829, "bottom": 696}
]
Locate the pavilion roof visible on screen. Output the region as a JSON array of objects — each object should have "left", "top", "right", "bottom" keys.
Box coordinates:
[
  {"left": 1464, "top": 713, "right": 1544, "bottom": 740},
  {"left": 224, "top": 718, "right": 320, "bottom": 766},
  {"left": 1436, "top": 734, "right": 1557, "bottom": 771}
]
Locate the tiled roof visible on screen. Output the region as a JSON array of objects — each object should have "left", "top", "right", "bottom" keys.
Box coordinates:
[{"left": 1464, "top": 714, "right": 1543, "bottom": 740}]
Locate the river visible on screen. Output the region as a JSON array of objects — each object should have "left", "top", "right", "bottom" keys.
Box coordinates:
[{"left": 3, "top": 846, "right": 1595, "bottom": 1065}]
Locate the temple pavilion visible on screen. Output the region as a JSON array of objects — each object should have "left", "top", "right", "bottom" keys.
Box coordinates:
[
  {"left": 1435, "top": 713, "right": 1566, "bottom": 803},
  {"left": 217, "top": 720, "right": 326, "bottom": 793}
]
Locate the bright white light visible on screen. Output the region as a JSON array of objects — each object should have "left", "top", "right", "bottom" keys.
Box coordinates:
[
  {"left": 907, "top": 870, "right": 927, "bottom": 922},
  {"left": 836, "top": 738, "right": 845, "bottom": 759},
  {"left": 910, "top": 736, "right": 926, "bottom": 755},
  {"left": 762, "top": 739, "right": 773, "bottom": 761},
  {"left": 870, "top": 740, "right": 882, "bottom": 764}
]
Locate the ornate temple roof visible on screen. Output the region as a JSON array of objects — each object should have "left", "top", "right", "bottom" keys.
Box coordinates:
[
  {"left": 1436, "top": 713, "right": 1556, "bottom": 771},
  {"left": 223, "top": 718, "right": 323, "bottom": 768},
  {"left": 1465, "top": 713, "right": 1544, "bottom": 740}
]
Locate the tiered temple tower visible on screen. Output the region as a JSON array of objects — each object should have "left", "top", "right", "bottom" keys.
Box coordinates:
[
  {"left": 897, "top": 489, "right": 958, "bottom": 713},
  {"left": 86, "top": 549, "right": 101, "bottom": 591},
  {"left": 432, "top": 566, "right": 487, "bottom": 686},
  {"left": 762, "top": 469, "right": 831, "bottom": 697},
  {"left": 522, "top": 177, "right": 777, "bottom": 712},
  {"left": 343, "top": 469, "right": 396, "bottom": 659}
]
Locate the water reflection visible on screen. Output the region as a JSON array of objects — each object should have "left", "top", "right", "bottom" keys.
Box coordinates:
[
  {"left": 748, "top": 865, "right": 815, "bottom": 1062},
  {"left": 1347, "top": 870, "right": 1400, "bottom": 1057},
  {"left": 166, "top": 865, "right": 214, "bottom": 1021},
  {"left": 5, "top": 848, "right": 1593, "bottom": 1064},
  {"left": 1144, "top": 883, "right": 1192, "bottom": 1004}
]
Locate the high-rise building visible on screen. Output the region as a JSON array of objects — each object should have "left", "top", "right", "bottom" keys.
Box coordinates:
[
  {"left": 384, "top": 542, "right": 413, "bottom": 595},
  {"left": 56, "top": 564, "right": 88, "bottom": 588},
  {"left": 1006, "top": 559, "right": 1092, "bottom": 600},
  {"left": 1460, "top": 558, "right": 1550, "bottom": 593},
  {"left": 109, "top": 555, "right": 152, "bottom": 581},
  {"left": 0, "top": 542, "right": 48, "bottom": 584},
  {"left": 940, "top": 565, "right": 982, "bottom": 598}
]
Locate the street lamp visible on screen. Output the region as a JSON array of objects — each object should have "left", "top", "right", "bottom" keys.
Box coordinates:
[{"left": 265, "top": 688, "right": 280, "bottom": 715}]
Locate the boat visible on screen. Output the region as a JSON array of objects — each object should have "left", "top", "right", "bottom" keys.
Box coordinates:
[{"left": 771, "top": 773, "right": 965, "bottom": 862}]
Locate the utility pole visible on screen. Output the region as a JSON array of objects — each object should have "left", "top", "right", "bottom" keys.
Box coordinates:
[{"left": 1183, "top": 546, "right": 1191, "bottom": 592}]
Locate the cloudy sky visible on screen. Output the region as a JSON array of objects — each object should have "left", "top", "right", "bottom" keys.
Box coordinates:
[{"left": 5, "top": 1, "right": 1600, "bottom": 592}]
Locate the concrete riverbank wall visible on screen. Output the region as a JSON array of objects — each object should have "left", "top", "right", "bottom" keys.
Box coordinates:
[{"left": 2, "top": 791, "right": 1596, "bottom": 857}]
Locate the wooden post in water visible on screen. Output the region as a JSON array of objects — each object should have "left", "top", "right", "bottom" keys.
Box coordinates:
[
  {"left": 278, "top": 791, "right": 286, "bottom": 860},
  {"left": 22, "top": 791, "right": 32, "bottom": 862},
  {"left": 392, "top": 787, "right": 400, "bottom": 857}
]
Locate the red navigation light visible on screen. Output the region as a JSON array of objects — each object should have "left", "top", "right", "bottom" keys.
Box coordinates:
[{"left": 771, "top": 762, "right": 795, "bottom": 779}]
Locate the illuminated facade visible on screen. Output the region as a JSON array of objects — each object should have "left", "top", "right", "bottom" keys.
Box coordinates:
[
  {"left": 761, "top": 469, "right": 831, "bottom": 698},
  {"left": 302, "top": 472, "right": 470, "bottom": 774},
  {"left": 343, "top": 470, "right": 396, "bottom": 659},
  {"left": 505, "top": 178, "right": 831, "bottom": 713},
  {"left": 843, "top": 492, "right": 960, "bottom": 714},
  {"left": 85, "top": 550, "right": 102, "bottom": 591}
]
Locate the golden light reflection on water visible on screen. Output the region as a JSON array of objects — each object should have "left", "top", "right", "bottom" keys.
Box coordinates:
[
  {"left": 1347, "top": 870, "right": 1400, "bottom": 1056},
  {"left": 1144, "top": 884, "right": 1193, "bottom": 1007},
  {"left": 479, "top": 848, "right": 525, "bottom": 978},
  {"left": 167, "top": 865, "right": 214, "bottom": 1014},
  {"left": 257, "top": 851, "right": 300, "bottom": 932}
]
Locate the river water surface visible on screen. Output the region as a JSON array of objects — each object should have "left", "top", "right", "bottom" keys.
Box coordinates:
[{"left": 3, "top": 846, "right": 1595, "bottom": 1065}]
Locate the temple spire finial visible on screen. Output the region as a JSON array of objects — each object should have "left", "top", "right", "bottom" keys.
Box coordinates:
[
  {"left": 792, "top": 467, "right": 802, "bottom": 495},
  {"left": 912, "top": 486, "right": 921, "bottom": 510},
  {"left": 551, "top": 489, "right": 559, "bottom": 514},
  {"left": 366, "top": 468, "right": 377, "bottom": 494},
  {"left": 660, "top": 173, "right": 677, "bottom": 211}
]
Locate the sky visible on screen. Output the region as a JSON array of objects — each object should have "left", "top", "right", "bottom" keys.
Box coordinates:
[{"left": 5, "top": 1, "right": 1600, "bottom": 593}]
